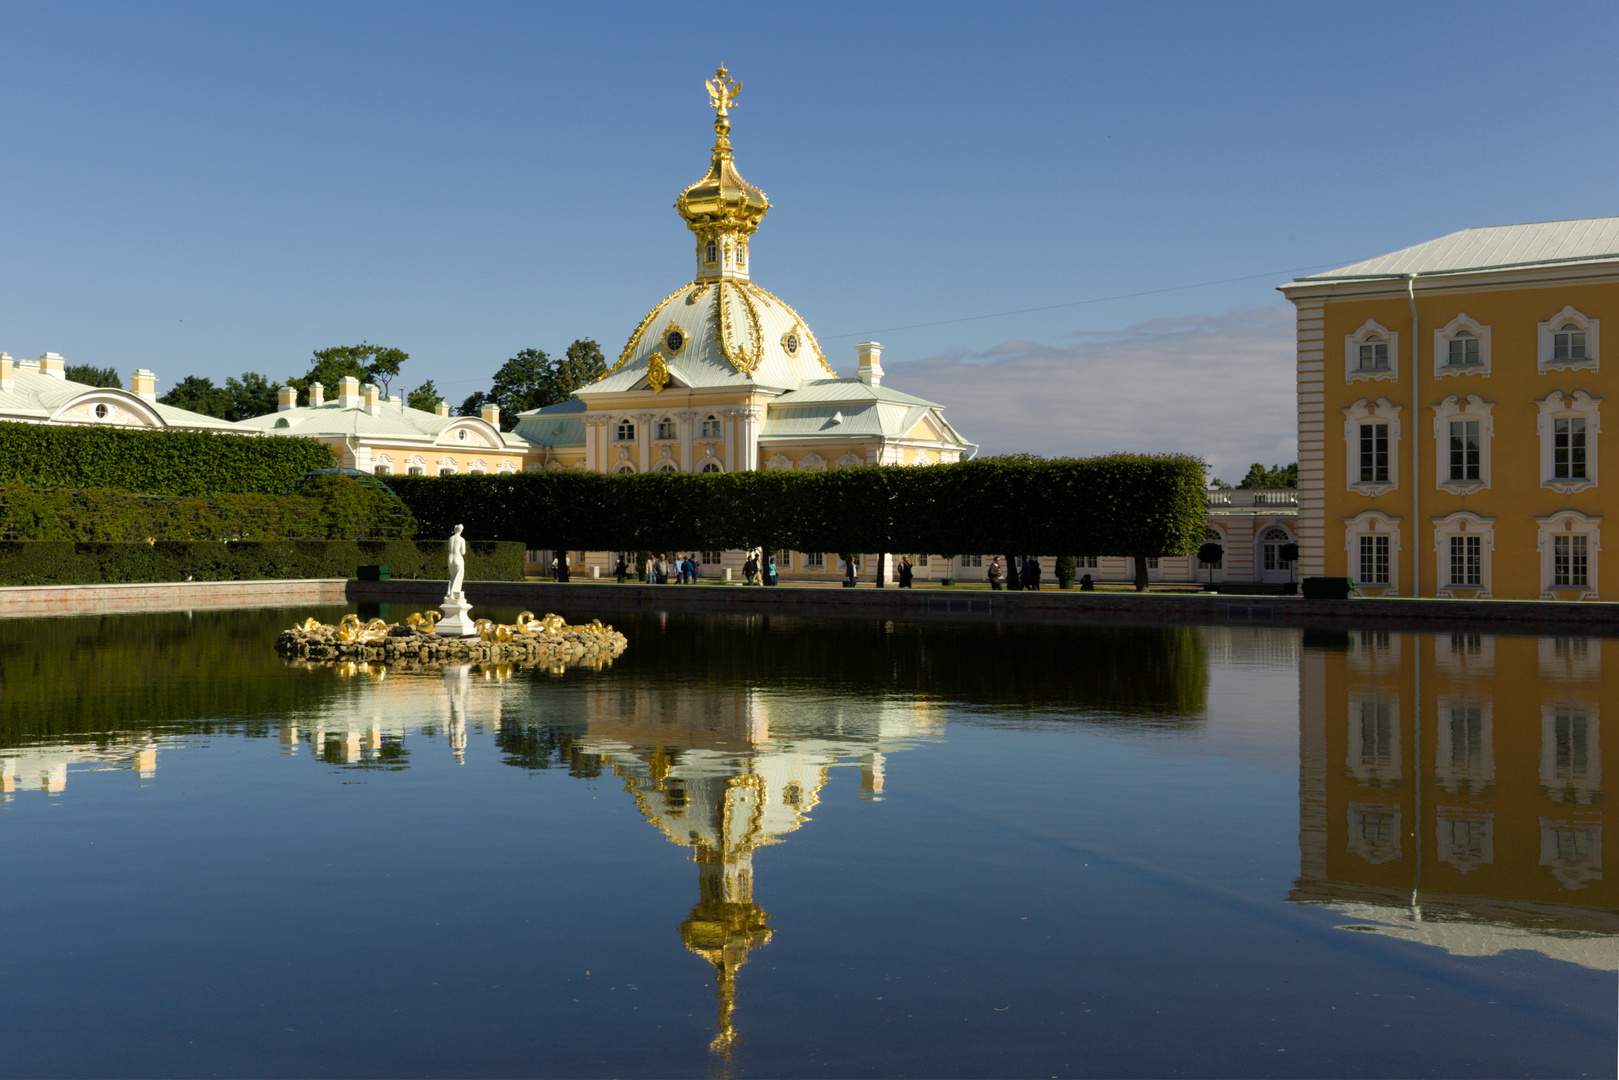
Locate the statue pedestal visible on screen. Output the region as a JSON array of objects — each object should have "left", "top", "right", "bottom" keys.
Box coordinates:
[{"left": 436, "top": 595, "right": 478, "bottom": 638}]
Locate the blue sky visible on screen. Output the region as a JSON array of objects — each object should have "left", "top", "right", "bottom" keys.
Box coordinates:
[{"left": 4, "top": 2, "right": 1617, "bottom": 479}]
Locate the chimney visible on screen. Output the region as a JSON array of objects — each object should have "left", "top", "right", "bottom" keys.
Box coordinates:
[
  {"left": 38, "top": 352, "right": 66, "bottom": 379},
  {"left": 277, "top": 385, "right": 297, "bottom": 411},
  {"left": 131, "top": 369, "right": 158, "bottom": 401},
  {"left": 309, "top": 381, "right": 325, "bottom": 407},
  {"left": 480, "top": 402, "right": 500, "bottom": 428},
  {"left": 856, "top": 341, "right": 883, "bottom": 386},
  {"left": 435, "top": 400, "right": 450, "bottom": 418},
  {"left": 363, "top": 383, "right": 381, "bottom": 415},
  {"left": 0, "top": 353, "right": 12, "bottom": 391},
  {"left": 338, "top": 376, "right": 361, "bottom": 407},
  {"left": 15, "top": 357, "right": 39, "bottom": 375},
  {"left": 388, "top": 394, "right": 401, "bottom": 407}
]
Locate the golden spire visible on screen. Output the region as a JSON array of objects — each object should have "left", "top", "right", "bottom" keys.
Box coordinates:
[{"left": 678, "top": 67, "right": 769, "bottom": 282}]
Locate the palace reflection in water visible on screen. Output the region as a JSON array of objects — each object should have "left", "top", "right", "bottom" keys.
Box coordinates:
[{"left": 1295, "top": 629, "right": 1616, "bottom": 968}]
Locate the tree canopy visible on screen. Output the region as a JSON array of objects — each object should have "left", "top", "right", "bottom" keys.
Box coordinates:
[
  {"left": 65, "top": 364, "right": 121, "bottom": 389},
  {"left": 1235, "top": 462, "right": 1298, "bottom": 489},
  {"left": 406, "top": 380, "right": 443, "bottom": 413},
  {"left": 458, "top": 340, "right": 608, "bottom": 429},
  {"left": 158, "top": 373, "right": 280, "bottom": 422},
  {"left": 287, "top": 342, "right": 409, "bottom": 402}
]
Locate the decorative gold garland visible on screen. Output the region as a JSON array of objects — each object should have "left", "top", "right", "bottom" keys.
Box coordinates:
[
  {"left": 715, "top": 280, "right": 764, "bottom": 375},
  {"left": 746, "top": 283, "right": 836, "bottom": 376},
  {"left": 612, "top": 284, "right": 691, "bottom": 374}
]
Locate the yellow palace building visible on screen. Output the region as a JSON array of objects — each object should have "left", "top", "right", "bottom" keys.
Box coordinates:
[{"left": 1281, "top": 221, "right": 1615, "bottom": 600}]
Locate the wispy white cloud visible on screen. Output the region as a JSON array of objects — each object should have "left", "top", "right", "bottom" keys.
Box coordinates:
[{"left": 884, "top": 306, "right": 1296, "bottom": 483}]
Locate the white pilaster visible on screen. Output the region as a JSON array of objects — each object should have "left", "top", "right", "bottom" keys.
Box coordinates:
[
  {"left": 738, "top": 406, "right": 762, "bottom": 471},
  {"left": 677, "top": 411, "right": 697, "bottom": 473},
  {"left": 635, "top": 413, "right": 654, "bottom": 474}
]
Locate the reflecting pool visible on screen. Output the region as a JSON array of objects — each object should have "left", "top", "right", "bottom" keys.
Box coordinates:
[{"left": 0, "top": 608, "right": 1612, "bottom": 1078}]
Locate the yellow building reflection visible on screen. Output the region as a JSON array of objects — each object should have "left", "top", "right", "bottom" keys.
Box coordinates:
[
  {"left": 1295, "top": 630, "right": 1617, "bottom": 969},
  {"left": 571, "top": 683, "right": 939, "bottom": 1057}
]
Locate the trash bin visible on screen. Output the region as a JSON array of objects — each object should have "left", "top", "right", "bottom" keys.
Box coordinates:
[{"left": 357, "top": 564, "right": 391, "bottom": 582}]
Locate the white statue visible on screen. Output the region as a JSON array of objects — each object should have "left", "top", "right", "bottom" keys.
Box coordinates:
[
  {"left": 437, "top": 524, "right": 476, "bottom": 638},
  {"left": 446, "top": 523, "right": 467, "bottom": 599}
]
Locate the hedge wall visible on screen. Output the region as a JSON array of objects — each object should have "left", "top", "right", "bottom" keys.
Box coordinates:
[
  {"left": 0, "top": 539, "right": 523, "bottom": 586},
  {"left": 0, "top": 479, "right": 413, "bottom": 542},
  {"left": 385, "top": 455, "right": 1208, "bottom": 558},
  {"left": 0, "top": 424, "right": 334, "bottom": 495}
]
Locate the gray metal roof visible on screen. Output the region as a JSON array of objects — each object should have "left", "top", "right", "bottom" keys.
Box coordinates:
[
  {"left": 769, "top": 378, "right": 942, "bottom": 409},
  {"left": 1296, "top": 218, "right": 1619, "bottom": 281},
  {"left": 236, "top": 400, "right": 530, "bottom": 448},
  {"left": 0, "top": 366, "right": 240, "bottom": 431}
]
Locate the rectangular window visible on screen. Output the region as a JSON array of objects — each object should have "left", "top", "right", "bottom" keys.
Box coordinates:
[
  {"left": 1553, "top": 417, "right": 1587, "bottom": 480},
  {"left": 655, "top": 419, "right": 675, "bottom": 440},
  {"left": 439, "top": 467, "right": 456, "bottom": 477},
  {"left": 407, "top": 466, "right": 425, "bottom": 476},
  {"left": 916, "top": 554, "right": 929, "bottom": 567},
  {"left": 776, "top": 550, "right": 793, "bottom": 569},
  {"left": 1447, "top": 336, "right": 1480, "bottom": 366},
  {"left": 1554, "top": 712, "right": 1591, "bottom": 781},
  {"left": 1359, "top": 535, "right": 1389, "bottom": 584},
  {"left": 1359, "top": 702, "right": 1393, "bottom": 769},
  {"left": 1448, "top": 419, "right": 1480, "bottom": 481},
  {"left": 1358, "top": 340, "right": 1389, "bottom": 371},
  {"left": 804, "top": 552, "right": 825, "bottom": 569},
  {"left": 373, "top": 465, "right": 391, "bottom": 476},
  {"left": 1077, "top": 555, "right": 1098, "bottom": 568},
  {"left": 1449, "top": 535, "right": 1481, "bottom": 586},
  {"left": 1553, "top": 535, "right": 1589, "bottom": 586},
  {"left": 615, "top": 420, "right": 635, "bottom": 442},
  {"left": 701, "top": 417, "right": 721, "bottom": 438},
  {"left": 702, "top": 550, "right": 722, "bottom": 565},
  {"left": 963, "top": 555, "right": 983, "bottom": 567},
  {"left": 1554, "top": 328, "right": 1588, "bottom": 361},
  {"left": 1145, "top": 557, "right": 1159, "bottom": 570},
  {"left": 1359, "top": 423, "right": 1389, "bottom": 483}
]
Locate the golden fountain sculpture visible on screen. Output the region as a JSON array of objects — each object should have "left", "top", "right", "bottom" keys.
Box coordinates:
[{"left": 276, "top": 611, "right": 627, "bottom": 670}]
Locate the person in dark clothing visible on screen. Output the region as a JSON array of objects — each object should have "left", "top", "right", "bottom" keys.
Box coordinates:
[
  {"left": 614, "top": 555, "right": 627, "bottom": 584},
  {"left": 691, "top": 554, "right": 701, "bottom": 582},
  {"left": 1028, "top": 558, "right": 1042, "bottom": 590},
  {"left": 897, "top": 557, "right": 913, "bottom": 588},
  {"left": 1079, "top": 573, "right": 1094, "bottom": 591},
  {"left": 682, "top": 555, "right": 695, "bottom": 584},
  {"left": 845, "top": 555, "right": 858, "bottom": 585},
  {"left": 987, "top": 557, "right": 1003, "bottom": 590}
]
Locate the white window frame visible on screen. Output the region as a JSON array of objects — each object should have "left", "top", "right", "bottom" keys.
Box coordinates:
[
  {"left": 497, "top": 460, "right": 515, "bottom": 474},
  {"left": 1342, "top": 397, "right": 1401, "bottom": 497},
  {"left": 765, "top": 453, "right": 794, "bottom": 471},
  {"left": 1431, "top": 393, "right": 1494, "bottom": 493},
  {"left": 1430, "top": 511, "right": 1495, "bottom": 598},
  {"left": 1345, "top": 319, "right": 1399, "bottom": 383},
  {"left": 1535, "top": 510, "right": 1602, "bottom": 600},
  {"left": 1536, "top": 390, "right": 1601, "bottom": 494},
  {"left": 804, "top": 551, "right": 825, "bottom": 569},
  {"left": 701, "top": 414, "right": 721, "bottom": 438},
  {"left": 655, "top": 416, "right": 675, "bottom": 441},
  {"left": 1343, "top": 510, "right": 1402, "bottom": 595},
  {"left": 437, "top": 457, "right": 458, "bottom": 476},
  {"left": 1538, "top": 305, "right": 1600, "bottom": 374},
  {"left": 1433, "top": 312, "right": 1491, "bottom": 379},
  {"left": 614, "top": 419, "right": 636, "bottom": 442},
  {"left": 698, "top": 459, "right": 723, "bottom": 474}
]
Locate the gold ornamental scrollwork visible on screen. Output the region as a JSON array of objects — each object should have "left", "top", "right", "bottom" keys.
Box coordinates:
[
  {"left": 663, "top": 324, "right": 689, "bottom": 355},
  {"left": 647, "top": 351, "right": 671, "bottom": 394},
  {"left": 715, "top": 281, "right": 764, "bottom": 375},
  {"left": 747, "top": 283, "right": 836, "bottom": 376}
]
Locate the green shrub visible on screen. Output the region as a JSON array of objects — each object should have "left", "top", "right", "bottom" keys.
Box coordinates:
[
  {"left": 0, "top": 539, "right": 523, "bottom": 586},
  {"left": 0, "top": 424, "right": 333, "bottom": 495}
]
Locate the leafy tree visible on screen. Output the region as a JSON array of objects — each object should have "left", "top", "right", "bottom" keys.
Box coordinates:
[
  {"left": 1236, "top": 462, "right": 1298, "bottom": 489},
  {"left": 458, "top": 390, "right": 492, "bottom": 418},
  {"left": 65, "top": 364, "right": 121, "bottom": 389},
  {"left": 224, "top": 373, "right": 280, "bottom": 421},
  {"left": 1208, "top": 476, "right": 1234, "bottom": 490},
  {"left": 406, "top": 381, "right": 442, "bottom": 412},
  {"left": 553, "top": 339, "right": 607, "bottom": 400},
  {"left": 159, "top": 375, "right": 231, "bottom": 419},
  {"left": 287, "top": 342, "right": 409, "bottom": 403}
]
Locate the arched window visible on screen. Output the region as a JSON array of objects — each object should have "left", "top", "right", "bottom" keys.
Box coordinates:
[
  {"left": 656, "top": 462, "right": 677, "bottom": 473},
  {"left": 615, "top": 419, "right": 635, "bottom": 442},
  {"left": 615, "top": 464, "right": 636, "bottom": 475},
  {"left": 701, "top": 414, "right": 721, "bottom": 438},
  {"left": 1447, "top": 329, "right": 1479, "bottom": 367},
  {"left": 700, "top": 461, "right": 722, "bottom": 474},
  {"left": 656, "top": 417, "right": 675, "bottom": 440},
  {"left": 1359, "top": 333, "right": 1389, "bottom": 372},
  {"left": 1261, "top": 527, "right": 1293, "bottom": 573}
]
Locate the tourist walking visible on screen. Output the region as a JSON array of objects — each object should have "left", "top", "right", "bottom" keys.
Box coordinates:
[
  {"left": 614, "top": 555, "right": 627, "bottom": 584},
  {"left": 682, "top": 554, "right": 695, "bottom": 584},
  {"left": 988, "top": 556, "right": 1002, "bottom": 590},
  {"left": 764, "top": 556, "right": 777, "bottom": 586},
  {"left": 1028, "top": 557, "right": 1042, "bottom": 590},
  {"left": 897, "top": 557, "right": 913, "bottom": 588},
  {"left": 844, "top": 555, "right": 858, "bottom": 586},
  {"left": 744, "top": 553, "right": 759, "bottom": 585},
  {"left": 691, "top": 553, "right": 701, "bottom": 581},
  {"left": 1019, "top": 557, "right": 1034, "bottom": 590},
  {"left": 653, "top": 553, "right": 668, "bottom": 584}
]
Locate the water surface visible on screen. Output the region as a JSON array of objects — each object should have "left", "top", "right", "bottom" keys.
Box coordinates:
[{"left": 0, "top": 608, "right": 1611, "bottom": 1078}]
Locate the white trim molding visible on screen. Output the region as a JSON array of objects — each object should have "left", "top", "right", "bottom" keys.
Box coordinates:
[
  {"left": 1344, "top": 509, "right": 1402, "bottom": 595},
  {"left": 1536, "top": 390, "right": 1601, "bottom": 494},
  {"left": 1431, "top": 510, "right": 1496, "bottom": 598},
  {"left": 1345, "top": 319, "right": 1399, "bottom": 384},
  {"left": 1342, "top": 397, "right": 1401, "bottom": 497},
  {"left": 1538, "top": 305, "right": 1600, "bottom": 374},
  {"left": 1535, "top": 510, "right": 1603, "bottom": 600},
  {"left": 1431, "top": 394, "right": 1495, "bottom": 493},
  {"left": 1433, "top": 312, "right": 1491, "bottom": 379}
]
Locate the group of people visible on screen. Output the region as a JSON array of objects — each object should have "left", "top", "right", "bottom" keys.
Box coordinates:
[
  {"left": 985, "top": 556, "right": 1043, "bottom": 591},
  {"left": 622, "top": 553, "right": 702, "bottom": 585},
  {"left": 742, "top": 553, "right": 778, "bottom": 586}
]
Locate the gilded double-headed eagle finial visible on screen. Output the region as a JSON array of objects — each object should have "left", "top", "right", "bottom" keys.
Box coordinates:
[{"left": 706, "top": 66, "right": 741, "bottom": 116}]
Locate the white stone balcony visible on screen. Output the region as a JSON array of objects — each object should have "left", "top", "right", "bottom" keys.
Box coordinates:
[{"left": 1207, "top": 488, "right": 1298, "bottom": 511}]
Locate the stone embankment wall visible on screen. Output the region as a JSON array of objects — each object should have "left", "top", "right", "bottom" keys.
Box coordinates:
[{"left": 0, "top": 578, "right": 350, "bottom": 619}]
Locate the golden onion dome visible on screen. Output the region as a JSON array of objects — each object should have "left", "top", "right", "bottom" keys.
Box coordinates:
[{"left": 675, "top": 67, "right": 770, "bottom": 239}]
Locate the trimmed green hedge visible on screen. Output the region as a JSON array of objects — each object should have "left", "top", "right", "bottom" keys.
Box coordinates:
[
  {"left": 386, "top": 455, "right": 1208, "bottom": 558},
  {"left": 0, "top": 539, "right": 523, "bottom": 586},
  {"left": 0, "top": 480, "right": 414, "bottom": 542},
  {"left": 0, "top": 424, "right": 334, "bottom": 495}
]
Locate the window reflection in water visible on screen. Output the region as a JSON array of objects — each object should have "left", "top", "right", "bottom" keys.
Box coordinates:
[{"left": 1296, "top": 631, "right": 1615, "bottom": 969}]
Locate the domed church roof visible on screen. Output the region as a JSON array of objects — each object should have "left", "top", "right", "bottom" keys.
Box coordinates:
[{"left": 585, "top": 68, "right": 838, "bottom": 396}]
